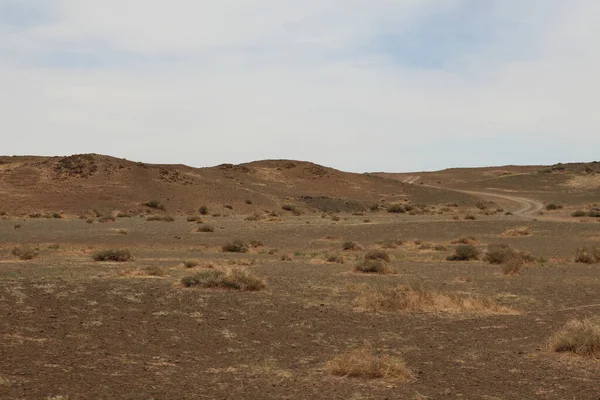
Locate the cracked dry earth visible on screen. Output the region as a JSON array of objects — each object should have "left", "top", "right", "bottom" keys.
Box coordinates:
[{"left": 1, "top": 215, "right": 599, "bottom": 399}]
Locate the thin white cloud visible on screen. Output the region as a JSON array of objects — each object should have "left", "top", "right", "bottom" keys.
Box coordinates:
[{"left": 1, "top": 1, "right": 599, "bottom": 171}]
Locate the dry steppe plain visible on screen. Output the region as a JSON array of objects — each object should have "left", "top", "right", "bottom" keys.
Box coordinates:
[{"left": 1, "top": 156, "right": 599, "bottom": 399}]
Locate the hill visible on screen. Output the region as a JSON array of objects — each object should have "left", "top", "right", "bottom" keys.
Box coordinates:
[{"left": 0, "top": 154, "right": 474, "bottom": 216}]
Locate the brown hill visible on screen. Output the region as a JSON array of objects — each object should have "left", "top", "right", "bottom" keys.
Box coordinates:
[
  {"left": 375, "top": 161, "right": 600, "bottom": 205},
  {"left": 0, "top": 154, "right": 473, "bottom": 216}
]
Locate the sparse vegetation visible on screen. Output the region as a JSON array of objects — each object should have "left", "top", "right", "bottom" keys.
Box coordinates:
[
  {"left": 364, "top": 250, "right": 391, "bottom": 262},
  {"left": 452, "top": 236, "right": 477, "bottom": 245},
  {"left": 342, "top": 241, "right": 362, "bottom": 251},
  {"left": 12, "top": 246, "right": 38, "bottom": 260},
  {"left": 386, "top": 203, "right": 406, "bottom": 213},
  {"left": 181, "top": 268, "right": 266, "bottom": 291},
  {"left": 92, "top": 249, "right": 133, "bottom": 262},
  {"left": 199, "top": 205, "right": 209, "bottom": 215},
  {"left": 446, "top": 245, "right": 480, "bottom": 261},
  {"left": 147, "top": 215, "right": 174, "bottom": 222},
  {"left": 354, "top": 260, "right": 393, "bottom": 274},
  {"left": 381, "top": 239, "right": 403, "bottom": 249},
  {"left": 574, "top": 246, "right": 600, "bottom": 264},
  {"left": 196, "top": 224, "right": 215, "bottom": 232},
  {"left": 464, "top": 214, "right": 476, "bottom": 220},
  {"left": 144, "top": 200, "right": 165, "bottom": 210},
  {"left": 545, "top": 203, "right": 563, "bottom": 210},
  {"left": 222, "top": 240, "right": 248, "bottom": 253},
  {"left": 144, "top": 266, "right": 165, "bottom": 276},
  {"left": 326, "top": 254, "right": 344, "bottom": 264},
  {"left": 571, "top": 210, "right": 586, "bottom": 217},
  {"left": 354, "top": 281, "right": 516, "bottom": 314},
  {"left": 325, "top": 344, "right": 415, "bottom": 381},
  {"left": 503, "top": 226, "right": 531, "bottom": 237},
  {"left": 184, "top": 260, "right": 199, "bottom": 268},
  {"left": 547, "top": 317, "right": 600, "bottom": 357}
]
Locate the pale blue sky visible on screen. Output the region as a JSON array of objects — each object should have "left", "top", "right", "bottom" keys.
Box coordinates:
[{"left": 1, "top": 1, "right": 598, "bottom": 172}]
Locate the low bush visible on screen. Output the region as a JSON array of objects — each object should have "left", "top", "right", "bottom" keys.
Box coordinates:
[
  {"left": 144, "top": 200, "right": 165, "bottom": 210},
  {"left": 452, "top": 236, "right": 477, "bottom": 245},
  {"left": 545, "top": 203, "right": 562, "bottom": 210},
  {"left": 184, "top": 260, "right": 199, "bottom": 268},
  {"left": 199, "top": 205, "right": 209, "bottom": 215},
  {"left": 342, "top": 241, "right": 362, "bottom": 251},
  {"left": 364, "top": 250, "right": 391, "bottom": 262},
  {"left": 464, "top": 215, "right": 476, "bottom": 220},
  {"left": 503, "top": 226, "right": 532, "bottom": 237},
  {"left": 354, "top": 260, "right": 393, "bottom": 274},
  {"left": 354, "top": 281, "right": 516, "bottom": 315},
  {"left": 574, "top": 247, "right": 600, "bottom": 264},
  {"left": 12, "top": 246, "right": 38, "bottom": 260},
  {"left": 386, "top": 204, "right": 406, "bottom": 213},
  {"left": 446, "top": 245, "right": 480, "bottom": 261},
  {"left": 571, "top": 210, "right": 586, "bottom": 217},
  {"left": 325, "top": 345, "right": 415, "bottom": 381},
  {"left": 547, "top": 317, "right": 600, "bottom": 357},
  {"left": 222, "top": 240, "right": 248, "bottom": 253},
  {"left": 197, "top": 224, "right": 215, "bottom": 232},
  {"left": 181, "top": 268, "right": 266, "bottom": 291},
  {"left": 144, "top": 266, "right": 165, "bottom": 276},
  {"left": 92, "top": 249, "right": 133, "bottom": 262},
  {"left": 326, "top": 254, "right": 344, "bottom": 264}
]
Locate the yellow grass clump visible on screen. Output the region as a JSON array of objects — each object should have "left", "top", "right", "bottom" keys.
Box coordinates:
[
  {"left": 503, "top": 226, "right": 532, "bottom": 237},
  {"left": 325, "top": 344, "right": 415, "bottom": 381},
  {"left": 547, "top": 317, "right": 600, "bottom": 357},
  {"left": 354, "top": 281, "right": 517, "bottom": 315},
  {"left": 181, "top": 267, "right": 266, "bottom": 291}
]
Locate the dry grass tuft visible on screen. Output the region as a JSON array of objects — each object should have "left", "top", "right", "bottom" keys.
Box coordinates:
[
  {"left": 364, "top": 250, "right": 391, "bottom": 262},
  {"left": 12, "top": 246, "right": 38, "bottom": 260},
  {"left": 222, "top": 240, "right": 248, "bottom": 253},
  {"left": 144, "top": 266, "right": 165, "bottom": 277},
  {"left": 446, "top": 245, "right": 479, "bottom": 261},
  {"left": 547, "top": 317, "right": 600, "bottom": 357},
  {"left": 92, "top": 249, "right": 133, "bottom": 262},
  {"left": 183, "top": 260, "right": 199, "bottom": 268},
  {"left": 325, "top": 344, "right": 415, "bottom": 381},
  {"left": 354, "top": 281, "right": 516, "bottom": 315},
  {"left": 342, "top": 241, "right": 362, "bottom": 251},
  {"left": 181, "top": 267, "right": 266, "bottom": 291},
  {"left": 196, "top": 224, "right": 215, "bottom": 233},
  {"left": 451, "top": 236, "right": 478, "bottom": 245},
  {"left": 574, "top": 246, "right": 600, "bottom": 264},
  {"left": 354, "top": 260, "right": 395, "bottom": 274},
  {"left": 326, "top": 254, "right": 345, "bottom": 264},
  {"left": 503, "top": 226, "right": 532, "bottom": 237}
]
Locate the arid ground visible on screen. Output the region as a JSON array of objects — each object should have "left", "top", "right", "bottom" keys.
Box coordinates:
[{"left": 1, "top": 155, "right": 599, "bottom": 399}]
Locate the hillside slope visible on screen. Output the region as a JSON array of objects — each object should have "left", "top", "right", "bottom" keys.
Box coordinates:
[{"left": 0, "top": 154, "right": 473, "bottom": 216}]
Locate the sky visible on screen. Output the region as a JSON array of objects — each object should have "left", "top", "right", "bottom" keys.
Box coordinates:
[{"left": 1, "top": 0, "right": 599, "bottom": 172}]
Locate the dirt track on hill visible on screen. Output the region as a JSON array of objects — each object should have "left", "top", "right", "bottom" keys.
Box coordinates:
[
  {"left": 401, "top": 175, "right": 544, "bottom": 217},
  {"left": 452, "top": 189, "right": 544, "bottom": 217}
]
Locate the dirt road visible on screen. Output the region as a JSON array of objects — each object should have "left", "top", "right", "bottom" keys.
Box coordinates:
[{"left": 402, "top": 176, "right": 544, "bottom": 217}]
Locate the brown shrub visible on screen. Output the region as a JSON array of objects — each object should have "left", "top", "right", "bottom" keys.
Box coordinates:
[
  {"left": 446, "top": 245, "right": 479, "bottom": 261},
  {"left": 354, "top": 260, "right": 394, "bottom": 274},
  {"left": 574, "top": 247, "right": 600, "bottom": 264},
  {"left": 354, "top": 281, "right": 516, "bottom": 315},
  {"left": 92, "top": 249, "right": 133, "bottom": 262},
  {"left": 342, "top": 241, "right": 362, "bottom": 251},
  {"left": 364, "top": 250, "right": 391, "bottom": 262},
  {"left": 325, "top": 344, "right": 415, "bottom": 381},
  {"left": 503, "top": 226, "right": 532, "bottom": 237},
  {"left": 222, "top": 240, "right": 248, "bottom": 253},
  {"left": 547, "top": 317, "right": 600, "bottom": 357},
  {"left": 12, "top": 246, "right": 38, "bottom": 260},
  {"left": 181, "top": 268, "right": 266, "bottom": 291}
]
